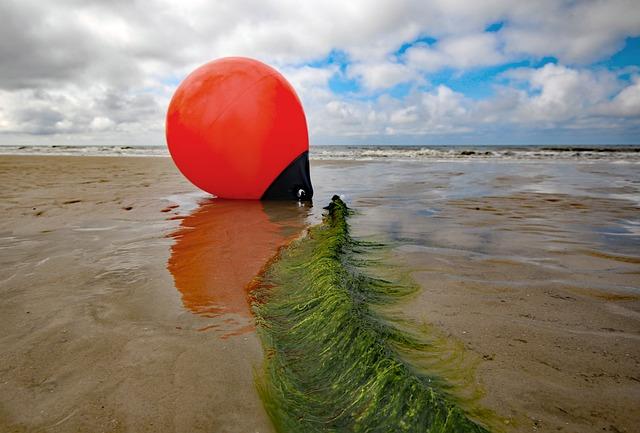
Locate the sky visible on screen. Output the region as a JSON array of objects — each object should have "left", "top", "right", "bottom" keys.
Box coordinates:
[{"left": 0, "top": 0, "right": 639, "bottom": 146}]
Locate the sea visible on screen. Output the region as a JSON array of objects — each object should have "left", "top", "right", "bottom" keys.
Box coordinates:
[{"left": 1, "top": 144, "right": 639, "bottom": 162}]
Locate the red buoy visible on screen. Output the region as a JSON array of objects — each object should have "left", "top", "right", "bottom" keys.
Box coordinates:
[{"left": 166, "top": 57, "right": 313, "bottom": 200}]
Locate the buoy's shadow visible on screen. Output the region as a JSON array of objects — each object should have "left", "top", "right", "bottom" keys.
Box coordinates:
[{"left": 167, "top": 198, "right": 310, "bottom": 338}]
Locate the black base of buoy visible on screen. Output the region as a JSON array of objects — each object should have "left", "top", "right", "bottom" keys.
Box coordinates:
[{"left": 261, "top": 151, "right": 313, "bottom": 201}]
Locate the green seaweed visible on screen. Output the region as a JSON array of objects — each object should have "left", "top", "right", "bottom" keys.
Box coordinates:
[{"left": 251, "top": 196, "right": 492, "bottom": 433}]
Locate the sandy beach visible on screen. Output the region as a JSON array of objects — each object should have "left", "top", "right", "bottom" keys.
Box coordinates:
[
  {"left": 0, "top": 156, "right": 274, "bottom": 433},
  {"left": 1, "top": 155, "right": 639, "bottom": 433}
]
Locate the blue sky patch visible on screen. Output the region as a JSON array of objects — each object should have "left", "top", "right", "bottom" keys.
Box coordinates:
[
  {"left": 328, "top": 72, "right": 360, "bottom": 94},
  {"left": 394, "top": 35, "right": 438, "bottom": 57},
  {"left": 485, "top": 21, "right": 505, "bottom": 32},
  {"left": 601, "top": 37, "right": 640, "bottom": 69}
]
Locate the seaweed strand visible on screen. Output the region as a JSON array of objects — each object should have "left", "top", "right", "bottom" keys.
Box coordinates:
[{"left": 252, "top": 196, "right": 491, "bottom": 433}]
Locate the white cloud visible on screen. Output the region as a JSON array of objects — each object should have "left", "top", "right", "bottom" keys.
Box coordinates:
[
  {"left": 404, "top": 47, "right": 447, "bottom": 72},
  {"left": 90, "top": 116, "right": 116, "bottom": 131},
  {"left": 501, "top": 0, "right": 640, "bottom": 64},
  {"left": 499, "top": 63, "right": 619, "bottom": 122},
  {"left": 0, "top": 84, "right": 164, "bottom": 136},
  {"left": 310, "top": 65, "right": 640, "bottom": 140},
  {"left": 439, "top": 33, "right": 505, "bottom": 68},
  {"left": 406, "top": 33, "right": 505, "bottom": 72},
  {"left": 0, "top": 0, "right": 639, "bottom": 144},
  {"left": 390, "top": 106, "right": 419, "bottom": 125},
  {"left": 279, "top": 65, "right": 335, "bottom": 102},
  {"left": 348, "top": 62, "right": 417, "bottom": 91},
  {"left": 310, "top": 85, "right": 471, "bottom": 139},
  {"left": 598, "top": 76, "right": 640, "bottom": 117}
]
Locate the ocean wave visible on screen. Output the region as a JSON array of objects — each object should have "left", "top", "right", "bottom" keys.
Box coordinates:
[
  {"left": 0, "top": 145, "right": 170, "bottom": 157},
  {"left": 310, "top": 146, "right": 640, "bottom": 161},
  {"left": 1, "top": 144, "right": 639, "bottom": 161}
]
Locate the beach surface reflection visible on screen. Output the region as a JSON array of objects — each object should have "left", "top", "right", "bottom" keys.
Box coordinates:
[{"left": 168, "top": 199, "right": 310, "bottom": 337}]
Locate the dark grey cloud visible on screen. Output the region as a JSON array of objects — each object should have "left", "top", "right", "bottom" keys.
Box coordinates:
[
  {"left": 0, "top": 2, "right": 94, "bottom": 89},
  {"left": 13, "top": 106, "right": 65, "bottom": 135}
]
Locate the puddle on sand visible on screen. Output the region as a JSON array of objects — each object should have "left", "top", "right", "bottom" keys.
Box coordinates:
[{"left": 167, "top": 198, "right": 309, "bottom": 338}]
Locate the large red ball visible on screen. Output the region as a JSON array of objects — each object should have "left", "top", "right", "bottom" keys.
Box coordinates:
[{"left": 166, "top": 57, "right": 309, "bottom": 199}]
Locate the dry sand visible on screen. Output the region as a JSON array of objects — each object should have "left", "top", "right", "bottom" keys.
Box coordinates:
[{"left": 1, "top": 155, "right": 639, "bottom": 433}]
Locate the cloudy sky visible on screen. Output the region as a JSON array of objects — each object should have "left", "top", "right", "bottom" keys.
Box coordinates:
[{"left": 1, "top": 0, "right": 639, "bottom": 146}]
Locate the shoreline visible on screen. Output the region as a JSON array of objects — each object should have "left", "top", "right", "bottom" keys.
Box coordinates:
[{"left": 2, "top": 145, "right": 640, "bottom": 163}]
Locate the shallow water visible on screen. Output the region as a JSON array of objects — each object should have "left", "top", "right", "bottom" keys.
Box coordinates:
[
  {"left": 311, "top": 160, "right": 640, "bottom": 259},
  {"left": 309, "top": 159, "right": 640, "bottom": 432}
]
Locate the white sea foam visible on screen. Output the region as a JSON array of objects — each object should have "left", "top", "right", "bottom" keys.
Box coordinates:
[
  {"left": 1, "top": 144, "right": 638, "bottom": 161},
  {"left": 309, "top": 145, "right": 640, "bottom": 162},
  {"left": 0, "top": 145, "right": 169, "bottom": 157}
]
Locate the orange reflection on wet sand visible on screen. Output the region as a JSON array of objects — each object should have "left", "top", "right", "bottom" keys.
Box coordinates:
[{"left": 167, "top": 199, "right": 308, "bottom": 338}]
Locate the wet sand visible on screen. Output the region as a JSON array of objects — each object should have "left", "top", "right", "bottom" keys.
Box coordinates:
[
  {"left": 313, "top": 160, "right": 640, "bottom": 433},
  {"left": 399, "top": 194, "right": 640, "bottom": 433},
  {"left": 1, "top": 155, "right": 639, "bottom": 433},
  {"left": 0, "top": 156, "right": 279, "bottom": 433}
]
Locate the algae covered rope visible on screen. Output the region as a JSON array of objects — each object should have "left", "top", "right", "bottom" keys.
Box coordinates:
[{"left": 252, "top": 195, "right": 491, "bottom": 433}]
